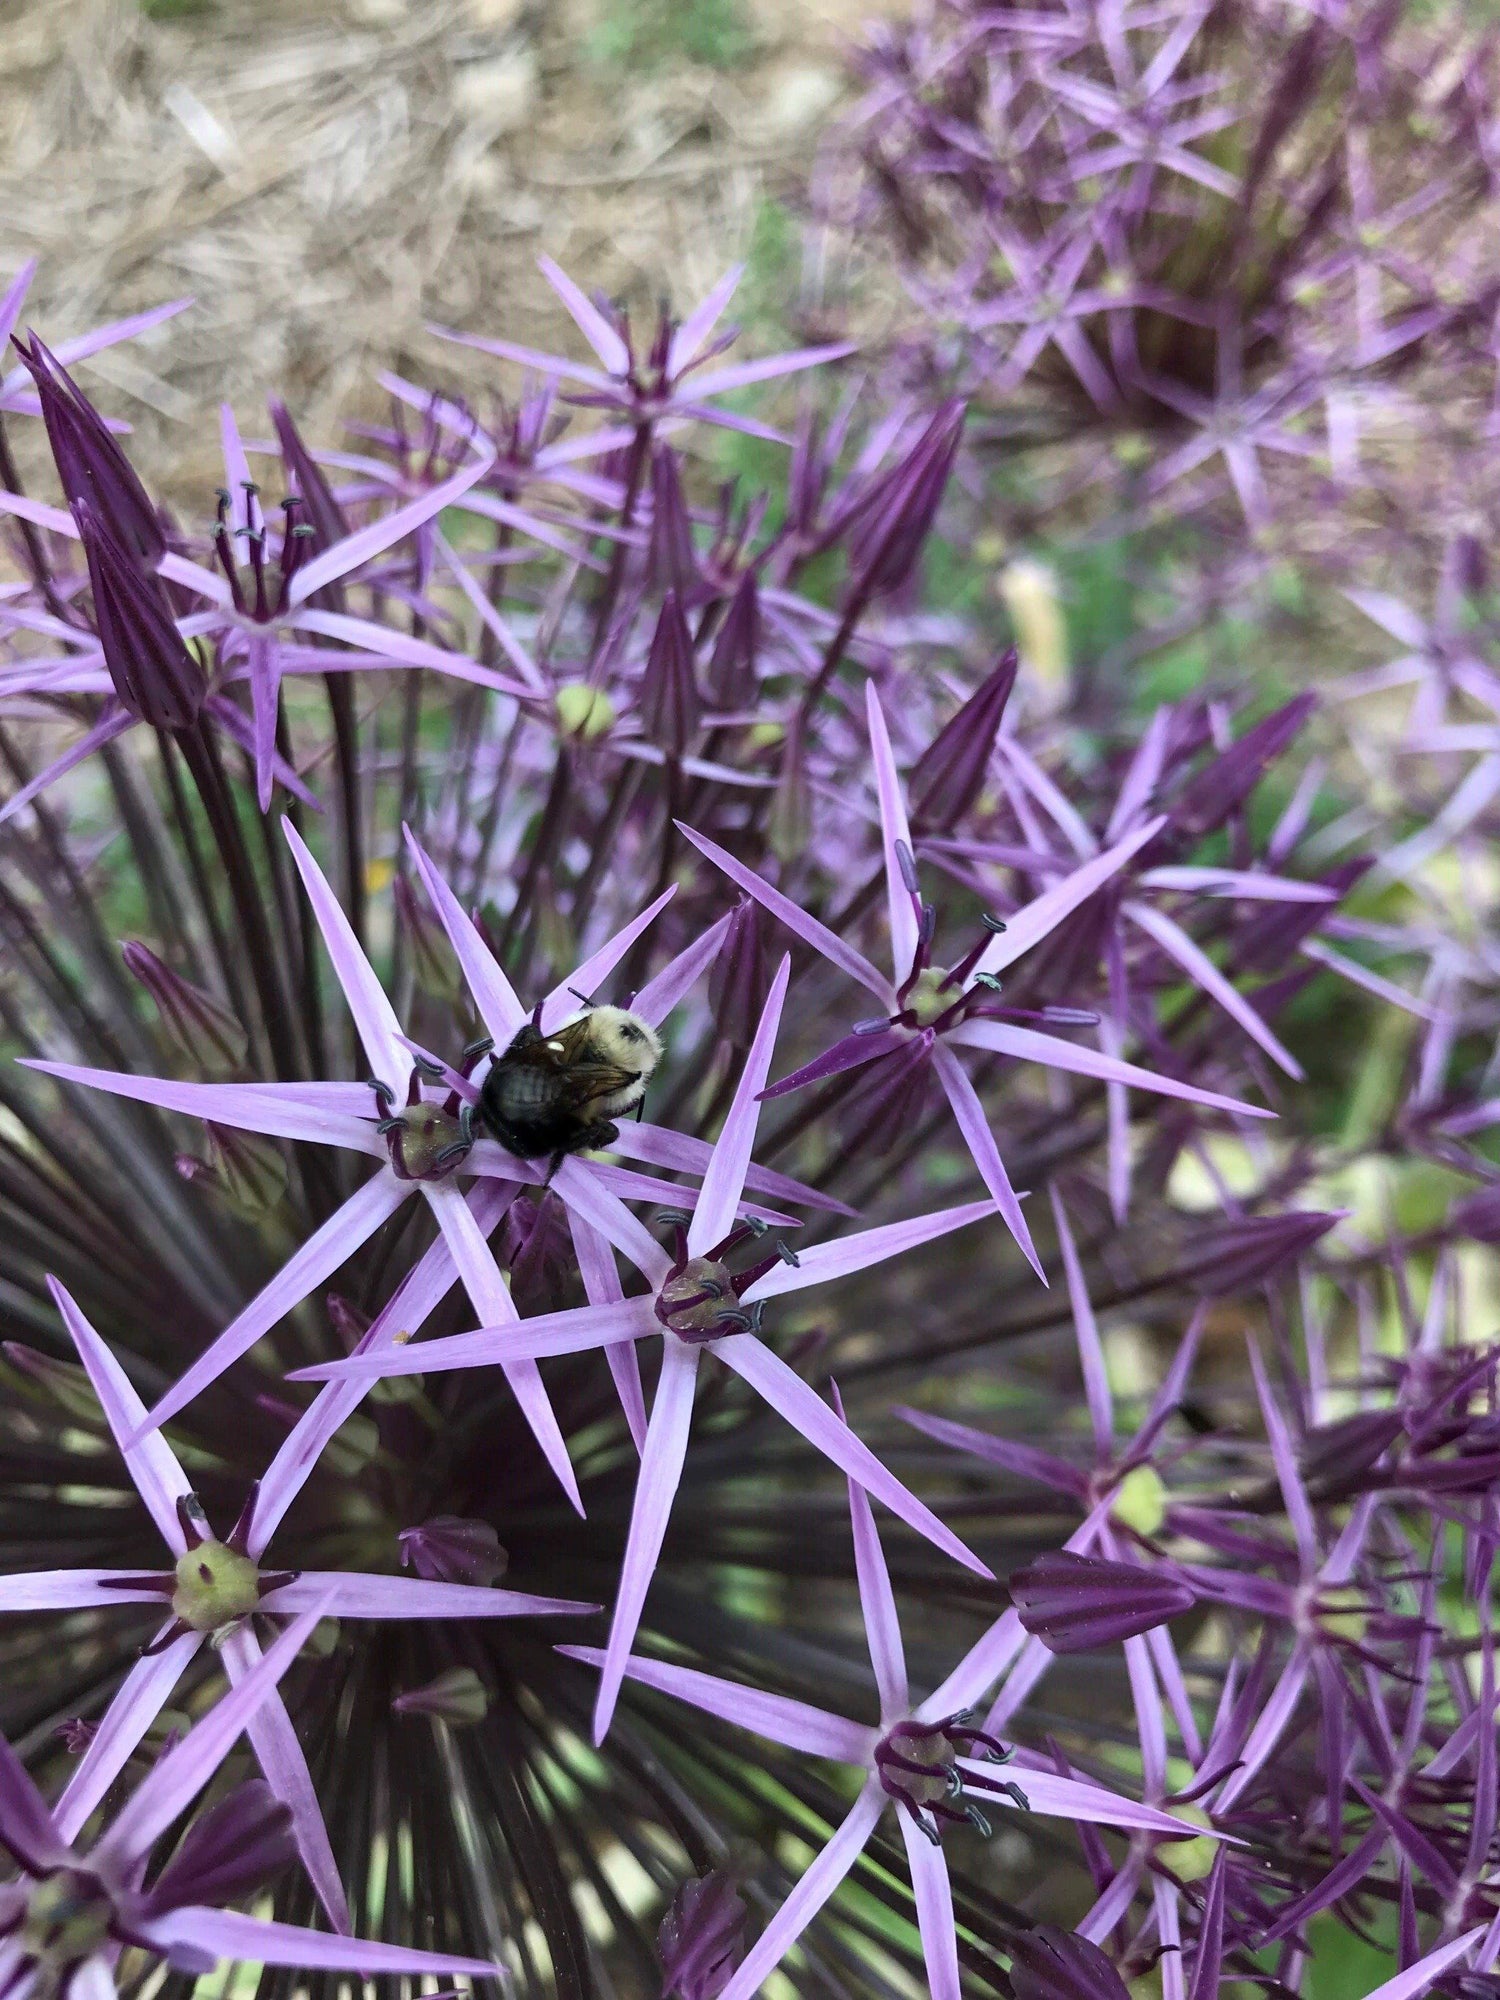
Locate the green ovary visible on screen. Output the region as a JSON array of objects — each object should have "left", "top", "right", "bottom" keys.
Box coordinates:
[{"left": 172, "top": 1539, "right": 263, "bottom": 1632}]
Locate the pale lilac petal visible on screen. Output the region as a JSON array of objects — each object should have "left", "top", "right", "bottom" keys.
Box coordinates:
[
  {"left": 538, "top": 255, "right": 632, "bottom": 375},
  {"left": 571, "top": 1211, "right": 647, "bottom": 1453},
  {"left": 1101, "top": 1012, "right": 1131, "bottom": 1225},
  {"left": 829, "top": 1381, "right": 907, "bottom": 1716},
  {"left": 158, "top": 550, "right": 235, "bottom": 605},
  {"left": 1124, "top": 1634, "right": 1167, "bottom": 1799},
  {"left": 219, "top": 1627, "right": 349, "bottom": 1932},
  {"left": 0, "top": 488, "right": 76, "bottom": 537},
  {"left": 428, "top": 322, "right": 613, "bottom": 391},
  {"left": 251, "top": 1183, "right": 517, "bottom": 1553},
  {"left": 149, "top": 1908, "right": 500, "bottom": 1980},
  {"left": 931, "top": 1045, "right": 1043, "bottom": 1279},
  {"left": 683, "top": 344, "right": 858, "bottom": 400},
  {"left": 290, "top": 1296, "right": 657, "bottom": 1381},
  {"left": 205, "top": 695, "right": 321, "bottom": 813},
  {"left": 981, "top": 1632, "right": 1059, "bottom": 1735},
  {"left": 593, "top": 1339, "right": 701, "bottom": 1743},
  {"left": 245, "top": 633, "right": 282, "bottom": 814},
  {"left": 666, "top": 266, "right": 744, "bottom": 378},
  {"left": 423, "top": 1180, "right": 582, "bottom": 1515},
  {"left": 1048, "top": 1186, "right": 1112, "bottom": 1452},
  {"left": 558, "top": 1645, "right": 870, "bottom": 1760},
  {"left": 402, "top": 829, "right": 526, "bottom": 1042},
  {"left": 996, "top": 736, "right": 1096, "bottom": 860},
  {"left": 7, "top": 298, "right": 193, "bottom": 384},
  {"left": 1139, "top": 867, "right": 1336, "bottom": 902},
  {"left": 1343, "top": 588, "right": 1429, "bottom": 648},
  {"left": 1298, "top": 939, "right": 1439, "bottom": 1021},
  {"left": 865, "top": 682, "right": 919, "bottom": 987},
  {"left": 0, "top": 707, "right": 134, "bottom": 825},
  {"left": 540, "top": 887, "right": 677, "bottom": 1031},
  {"left": 946, "top": 1019, "right": 1272, "bottom": 1118},
  {"left": 609, "top": 1122, "right": 855, "bottom": 1217},
  {"left": 288, "top": 609, "right": 527, "bottom": 692},
  {"left": 433, "top": 530, "right": 546, "bottom": 690},
  {"left": 54, "top": 1634, "right": 203, "bottom": 1843},
  {"left": 678, "top": 824, "right": 893, "bottom": 1004},
  {"left": 1246, "top": 1337, "right": 1317, "bottom": 1565},
  {"left": 901, "top": 1821, "right": 960, "bottom": 2000},
  {"left": 631, "top": 914, "right": 731, "bottom": 1027},
  {"left": 973, "top": 817, "right": 1167, "bottom": 981},
  {"left": 550, "top": 1158, "right": 673, "bottom": 1283},
  {"left": 1356, "top": 1931, "right": 1486, "bottom": 2000},
  {"left": 713, "top": 1335, "right": 989, "bottom": 1576},
  {"left": 63, "top": 1957, "right": 113, "bottom": 2000},
  {"left": 135, "top": 1170, "right": 409, "bottom": 1438},
  {"left": 1127, "top": 900, "right": 1302, "bottom": 1078},
  {"left": 289, "top": 449, "right": 494, "bottom": 605},
  {"left": 1078, "top": 1855, "right": 1146, "bottom": 1944},
  {"left": 1155, "top": 1874, "right": 1185, "bottom": 2000},
  {"left": 218, "top": 404, "right": 255, "bottom": 536},
  {"left": 0, "top": 1571, "right": 161, "bottom": 1610},
  {"left": 970, "top": 1763, "right": 1217, "bottom": 1838},
  {"left": 689, "top": 957, "right": 790, "bottom": 1256},
  {"left": 715, "top": 1783, "right": 885, "bottom": 2000},
  {"left": 97, "top": 1602, "right": 330, "bottom": 1871},
  {"left": 265, "top": 1573, "right": 594, "bottom": 1618},
  {"left": 745, "top": 1195, "right": 997, "bottom": 1302},
  {"left": 284, "top": 820, "right": 408, "bottom": 1093},
  {"left": 48, "top": 1279, "right": 193, "bottom": 1551},
  {"left": 19, "top": 1063, "right": 379, "bottom": 1151}
]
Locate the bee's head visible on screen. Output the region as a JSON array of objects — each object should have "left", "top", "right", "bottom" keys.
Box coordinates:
[{"left": 588, "top": 1006, "right": 663, "bottom": 1078}]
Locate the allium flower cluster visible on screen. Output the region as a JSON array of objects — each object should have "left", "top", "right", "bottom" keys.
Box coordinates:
[{"left": 0, "top": 228, "right": 1494, "bottom": 2000}]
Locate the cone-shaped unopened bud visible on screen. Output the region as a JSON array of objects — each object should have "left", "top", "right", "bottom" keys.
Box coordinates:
[
  {"left": 399, "top": 1515, "right": 508, "bottom": 1588},
  {"left": 123, "top": 943, "right": 248, "bottom": 1076},
  {"left": 393, "top": 876, "right": 465, "bottom": 1008},
  {"left": 176, "top": 1124, "right": 287, "bottom": 1221},
  {"left": 393, "top": 1666, "right": 489, "bottom": 1726},
  {"left": 270, "top": 400, "right": 351, "bottom": 611},
  {"left": 555, "top": 681, "right": 616, "bottom": 742},
  {"left": 1008, "top": 1925, "right": 1132, "bottom": 2000},
  {"left": 641, "top": 590, "right": 701, "bottom": 756},
  {"left": 77, "top": 499, "right": 205, "bottom": 730},
  {"left": 1009, "top": 1549, "right": 1196, "bottom": 1653},
  {"left": 16, "top": 333, "right": 164, "bottom": 564},
  {"left": 503, "top": 1193, "right": 574, "bottom": 1316},
  {"left": 1298, "top": 1408, "right": 1403, "bottom": 1487},
  {"left": 705, "top": 569, "right": 760, "bottom": 709},
  {"left": 658, "top": 1870, "right": 747, "bottom": 2000},
  {"left": 709, "top": 898, "right": 770, "bottom": 1049},
  {"left": 910, "top": 646, "right": 1017, "bottom": 829},
  {"left": 768, "top": 721, "right": 810, "bottom": 865},
  {"left": 647, "top": 445, "right": 701, "bottom": 602},
  {"left": 142, "top": 1782, "right": 295, "bottom": 1917},
  {"left": 847, "top": 399, "right": 966, "bottom": 599},
  {"left": 1170, "top": 694, "right": 1317, "bottom": 847},
  {"left": 1184, "top": 1210, "right": 1342, "bottom": 1297}
]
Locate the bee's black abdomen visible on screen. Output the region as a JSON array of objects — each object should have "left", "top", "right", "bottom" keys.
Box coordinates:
[{"left": 479, "top": 1028, "right": 593, "bottom": 1160}]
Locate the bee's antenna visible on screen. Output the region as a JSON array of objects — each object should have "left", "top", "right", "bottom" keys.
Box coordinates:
[{"left": 568, "top": 986, "right": 596, "bottom": 1008}]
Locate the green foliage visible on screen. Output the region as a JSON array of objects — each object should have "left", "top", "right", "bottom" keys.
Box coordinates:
[{"left": 586, "top": 0, "right": 756, "bottom": 71}]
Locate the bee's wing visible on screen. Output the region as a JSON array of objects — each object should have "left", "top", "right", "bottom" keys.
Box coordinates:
[
  {"left": 567, "top": 1060, "right": 641, "bottom": 1107},
  {"left": 543, "top": 1017, "right": 601, "bottom": 1065}
]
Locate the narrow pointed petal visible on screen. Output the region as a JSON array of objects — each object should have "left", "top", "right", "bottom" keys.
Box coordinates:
[
  {"left": 667, "top": 265, "right": 744, "bottom": 377},
  {"left": 288, "top": 448, "right": 494, "bottom": 605},
  {"left": 931, "top": 1045, "right": 1044, "bottom": 1278},
  {"left": 865, "top": 682, "right": 920, "bottom": 987},
  {"left": 714, "top": 1335, "right": 990, "bottom": 1576},
  {"left": 901, "top": 1821, "right": 960, "bottom": 2000},
  {"left": 402, "top": 829, "right": 526, "bottom": 1042},
  {"left": 537, "top": 255, "right": 632, "bottom": 374},
  {"left": 678, "top": 824, "right": 893, "bottom": 1004},
  {"left": 264, "top": 1573, "right": 595, "bottom": 1619},
  {"left": 830, "top": 1382, "right": 908, "bottom": 1715},
  {"left": 746, "top": 1196, "right": 997, "bottom": 1303},
  {"left": 1214, "top": 1642, "right": 1312, "bottom": 1812},
  {"left": 135, "top": 1169, "right": 408, "bottom": 1438},
  {"left": 219, "top": 1628, "right": 349, "bottom": 1933},
  {"left": 688, "top": 956, "right": 790, "bottom": 1257},
  {"left": 593, "top": 1339, "right": 700, "bottom": 1743},
  {"left": 0, "top": 1571, "right": 164, "bottom": 1610},
  {"left": 539, "top": 886, "right": 676, "bottom": 1031},
  {"left": 1187, "top": 1851, "right": 1227, "bottom": 2000},
  {"left": 896, "top": 1409, "right": 1088, "bottom": 1496},
  {"left": 973, "top": 817, "right": 1166, "bottom": 981},
  {"left": 713, "top": 1783, "right": 884, "bottom": 2000},
  {"left": 284, "top": 820, "right": 408, "bottom": 1094},
  {"left": 551, "top": 1159, "right": 674, "bottom": 1284},
  {"left": 572, "top": 1211, "right": 647, "bottom": 1453},
  {"left": 47, "top": 1279, "right": 193, "bottom": 1550},
  {"left": 424, "top": 1180, "right": 582, "bottom": 1515},
  {"left": 946, "top": 1019, "right": 1273, "bottom": 1118},
  {"left": 19, "top": 1063, "right": 378, "bottom": 1152},
  {"left": 558, "top": 1645, "right": 870, "bottom": 1760},
  {"left": 631, "top": 913, "right": 731, "bottom": 1028},
  {"left": 0, "top": 707, "right": 134, "bottom": 825},
  {"left": 682, "top": 344, "right": 858, "bottom": 400},
  {"left": 0, "top": 1733, "right": 65, "bottom": 1875},
  {"left": 1356, "top": 1932, "right": 1485, "bottom": 2000},
  {"left": 608, "top": 1122, "right": 855, "bottom": 1218},
  {"left": 1139, "top": 867, "right": 1337, "bottom": 902},
  {"left": 965, "top": 1763, "right": 1215, "bottom": 1838},
  {"left": 97, "top": 1602, "right": 329, "bottom": 1870},
  {"left": 1048, "top": 1187, "right": 1112, "bottom": 1451},
  {"left": 0, "top": 262, "right": 37, "bottom": 358},
  {"left": 54, "top": 1633, "right": 204, "bottom": 1843},
  {"left": 149, "top": 1908, "right": 500, "bottom": 1980},
  {"left": 287, "top": 1296, "right": 656, "bottom": 1381},
  {"left": 1127, "top": 900, "right": 1302, "bottom": 1077},
  {"left": 245, "top": 634, "right": 283, "bottom": 814}
]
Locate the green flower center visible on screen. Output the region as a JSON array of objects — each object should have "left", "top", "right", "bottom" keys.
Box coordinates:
[
  {"left": 656, "top": 1257, "right": 737, "bottom": 1340},
  {"left": 23, "top": 1872, "right": 114, "bottom": 1971},
  {"left": 1110, "top": 1464, "right": 1168, "bottom": 1538},
  {"left": 1157, "top": 1804, "right": 1217, "bottom": 1883},
  {"left": 554, "top": 683, "right": 616, "bottom": 742},
  {"left": 172, "top": 1539, "right": 264, "bottom": 1633},
  {"left": 905, "top": 968, "right": 952, "bottom": 1028}
]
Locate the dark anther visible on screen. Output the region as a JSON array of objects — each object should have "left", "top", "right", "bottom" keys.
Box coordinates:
[
  {"left": 982, "top": 914, "right": 1008, "bottom": 933},
  {"left": 973, "top": 973, "right": 1004, "bottom": 993},
  {"left": 774, "top": 1240, "right": 801, "bottom": 1267}
]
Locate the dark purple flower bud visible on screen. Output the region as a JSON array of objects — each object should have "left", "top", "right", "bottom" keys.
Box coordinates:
[
  {"left": 910, "top": 646, "right": 1018, "bottom": 830},
  {"left": 657, "top": 1870, "right": 746, "bottom": 2000},
  {"left": 1235, "top": 857, "right": 1369, "bottom": 976},
  {"left": 392, "top": 1667, "right": 489, "bottom": 1726},
  {"left": 503, "top": 1193, "right": 575, "bottom": 1316},
  {"left": 647, "top": 445, "right": 701, "bottom": 602},
  {"left": 76, "top": 499, "right": 204, "bottom": 730},
  {"left": 123, "top": 943, "right": 247, "bottom": 1076},
  {"left": 14, "top": 333, "right": 163, "bottom": 563},
  {"left": 1453, "top": 1185, "right": 1500, "bottom": 1244},
  {"left": 1008, "top": 1926, "right": 1131, "bottom": 2000},
  {"left": 705, "top": 569, "right": 760, "bottom": 709},
  {"left": 1183, "top": 1209, "right": 1343, "bottom": 1296},
  {"left": 269, "top": 399, "right": 351, "bottom": 613},
  {"left": 176, "top": 1123, "right": 288, "bottom": 1222},
  {"left": 709, "top": 898, "right": 770, "bottom": 1049},
  {"left": 847, "top": 399, "right": 966, "bottom": 599},
  {"left": 140, "top": 1781, "right": 295, "bottom": 1916},
  {"left": 1008, "top": 1550, "right": 1196, "bottom": 1652},
  {"left": 399, "top": 1516, "right": 508, "bottom": 1588},
  {"left": 641, "top": 589, "right": 701, "bottom": 756},
  {"left": 1168, "top": 695, "right": 1317, "bottom": 846},
  {"left": 1299, "top": 1409, "right": 1403, "bottom": 1489}
]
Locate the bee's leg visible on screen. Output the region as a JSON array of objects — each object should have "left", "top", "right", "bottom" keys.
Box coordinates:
[{"left": 587, "top": 1120, "right": 620, "bottom": 1151}]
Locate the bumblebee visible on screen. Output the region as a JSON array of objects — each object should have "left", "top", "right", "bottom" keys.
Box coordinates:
[{"left": 477, "top": 1005, "right": 663, "bottom": 1164}]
